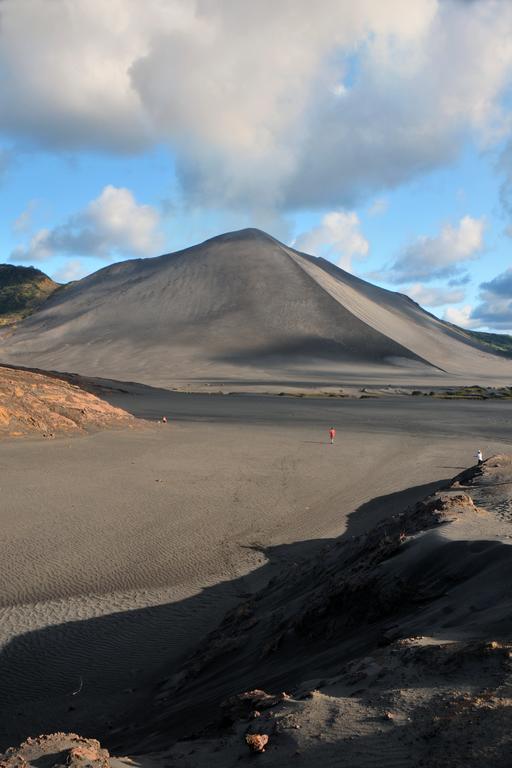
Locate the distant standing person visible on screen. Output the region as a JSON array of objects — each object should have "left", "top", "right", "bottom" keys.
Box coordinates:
[
  {"left": 329, "top": 426, "right": 336, "bottom": 445},
  {"left": 476, "top": 449, "right": 483, "bottom": 465}
]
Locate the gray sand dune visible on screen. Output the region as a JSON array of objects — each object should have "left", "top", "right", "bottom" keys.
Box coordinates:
[{"left": 2, "top": 229, "right": 511, "bottom": 387}]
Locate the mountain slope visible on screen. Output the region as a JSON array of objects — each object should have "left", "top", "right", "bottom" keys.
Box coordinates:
[
  {"left": 290, "top": 249, "right": 501, "bottom": 376},
  {"left": 0, "top": 229, "right": 510, "bottom": 386}
]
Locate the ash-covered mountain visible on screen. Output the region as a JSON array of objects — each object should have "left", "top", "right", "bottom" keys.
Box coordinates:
[{"left": 1, "top": 229, "right": 510, "bottom": 385}]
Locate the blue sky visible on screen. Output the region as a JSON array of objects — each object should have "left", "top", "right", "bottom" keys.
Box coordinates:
[{"left": 1, "top": 0, "right": 512, "bottom": 331}]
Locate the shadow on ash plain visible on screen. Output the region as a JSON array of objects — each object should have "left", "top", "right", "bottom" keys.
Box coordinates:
[{"left": 0, "top": 477, "right": 449, "bottom": 752}]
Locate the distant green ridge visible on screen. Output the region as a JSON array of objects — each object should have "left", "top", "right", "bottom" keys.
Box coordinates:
[
  {"left": 0, "top": 264, "right": 60, "bottom": 326},
  {"left": 464, "top": 329, "right": 512, "bottom": 358}
]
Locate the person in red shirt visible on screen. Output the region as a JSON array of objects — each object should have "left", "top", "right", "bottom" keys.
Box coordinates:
[{"left": 329, "top": 426, "right": 336, "bottom": 445}]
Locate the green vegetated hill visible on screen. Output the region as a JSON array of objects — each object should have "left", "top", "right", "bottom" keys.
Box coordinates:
[
  {"left": 0, "top": 265, "right": 60, "bottom": 326},
  {"left": 465, "top": 329, "right": 512, "bottom": 358},
  {"left": 448, "top": 324, "right": 512, "bottom": 359}
]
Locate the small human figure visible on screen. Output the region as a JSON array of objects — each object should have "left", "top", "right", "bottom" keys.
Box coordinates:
[
  {"left": 475, "top": 449, "right": 483, "bottom": 465},
  {"left": 161, "top": 416, "right": 168, "bottom": 424},
  {"left": 329, "top": 426, "right": 336, "bottom": 445}
]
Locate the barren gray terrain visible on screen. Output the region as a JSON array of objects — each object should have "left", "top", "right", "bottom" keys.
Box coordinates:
[
  {"left": 2, "top": 229, "right": 511, "bottom": 388},
  {"left": 1, "top": 388, "right": 512, "bottom": 757}
]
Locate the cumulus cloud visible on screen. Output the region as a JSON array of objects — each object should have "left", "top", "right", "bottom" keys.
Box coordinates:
[
  {"left": 406, "top": 283, "right": 466, "bottom": 308},
  {"left": 293, "top": 211, "right": 369, "bottom": 271},
  {"left": 448, "top": 273, "right": 472, "bottom": 287},
  {"left": 10, "top": 229, "right": 52, "bottom": 264},
  {"left": 373, "top": 216, "right": 485, "bottom": 284},
  {"left": 471, "top": 267, "right": 512, "bottom": 330},
  {"left": 53, "top": 259, "right": 88, "bottom": 284},
  {"left": 443, "top": 304, "right": 481, "bottom": 330},
  {"left": 10, "top": 186, "right": 163, "bottom": 263},
  {"left": 1, "top": 1, "right": 512, "bottom": 209},
  {"left": 0, "top": 0, "right": 161, "bottom": 152}
]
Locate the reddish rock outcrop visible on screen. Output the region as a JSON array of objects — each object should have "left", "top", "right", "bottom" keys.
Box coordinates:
[
  {"left": 0, "top": 365, "right": 135, "bottom": 438},
  {"left": 245, "top": 733, "right": 269, "bottom": 753},
  {"left": 0, "top": 734, "right": 111, "bottom": 768},
  {"left": 222, "top": 689, "right": 289, "bottom": 721}
]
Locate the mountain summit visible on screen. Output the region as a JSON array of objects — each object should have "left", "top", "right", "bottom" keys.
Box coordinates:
[{"left": 1, "top": 229, "right": 510, "bottom": 386}]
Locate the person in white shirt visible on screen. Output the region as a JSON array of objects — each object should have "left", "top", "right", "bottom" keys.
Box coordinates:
[{"left": 475, "top": 449, "right": 483, "bottom": 465}]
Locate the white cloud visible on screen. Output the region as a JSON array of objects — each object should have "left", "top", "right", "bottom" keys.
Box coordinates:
[
  {"left": 471, "top": 267, "right": 512, "bottom": 330},
  {"left": 293, "top": 211, "right": 369, "bottom": 271},
  {"left": 12, "top": 199, "right": 38, "bottom": 233},
  {"left": 53, "top": 259, "right": 88, "bottom": 283},
  {"left": 443, "top": 305, "right": 481, "bottom": 330},
  {"left": 11, "top": 229, "right": 52, "bottom": 263},
  {"left": 1, "top": 1, "right": 512, "bottom": 209},
  {"left": 374, "top": 216, "right": 485, "bottom": 283},
  {"left": 406, "top": 283, "right": 466, "bottom": 308},
  {"left": 10, "top": 186, "right": 164, "bottom": 263}
]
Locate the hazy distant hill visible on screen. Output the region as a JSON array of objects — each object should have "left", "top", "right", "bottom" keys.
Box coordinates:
[
  {"left": 460, "top": 329, "right": 512, "bottom": 359},
  {"left": 0, "top": 265, "right": 59, "bottom": 326},
  {"left": 1, "top": 230, "right": 511, "bottom": 386}
]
